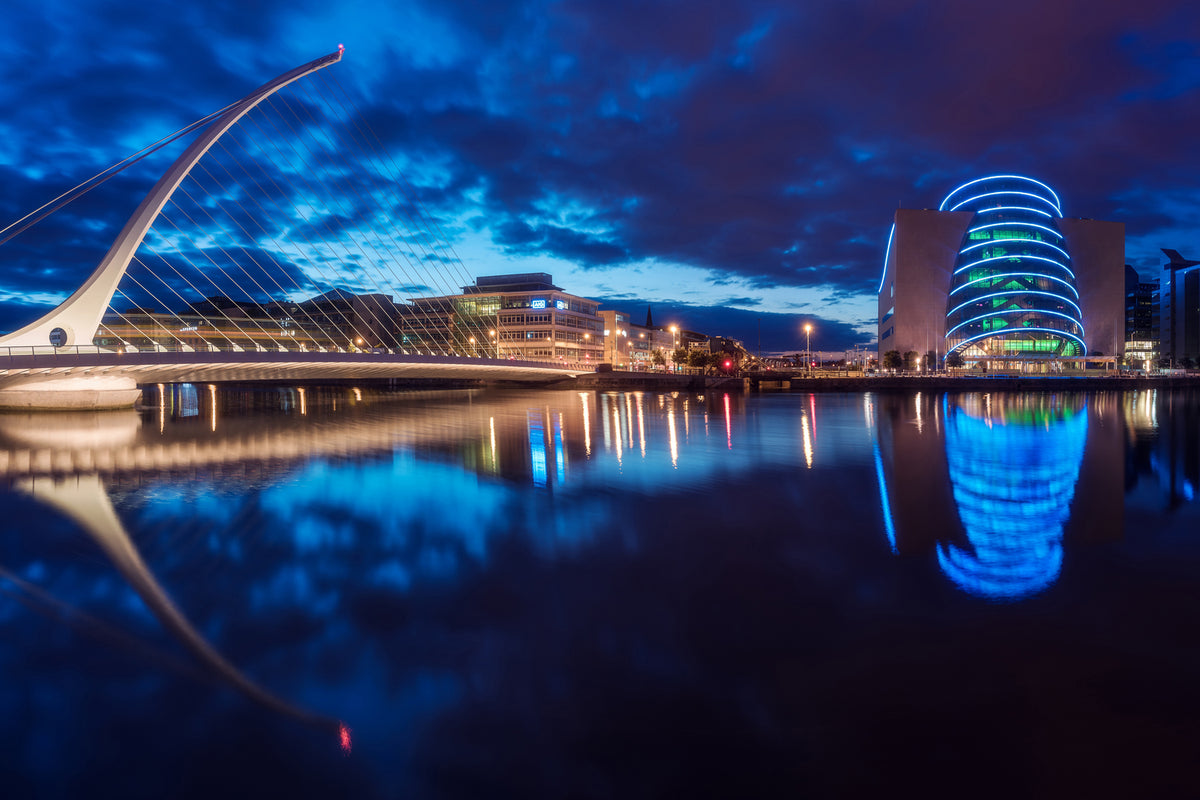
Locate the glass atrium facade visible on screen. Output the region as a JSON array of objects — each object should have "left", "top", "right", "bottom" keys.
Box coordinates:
[{"left": 942, "top": 176, "right": 1085, "bottom": 361}]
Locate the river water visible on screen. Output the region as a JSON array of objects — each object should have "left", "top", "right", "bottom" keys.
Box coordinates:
[{"left": 1, "top": 386, "right": 1198, "bottom": 798}]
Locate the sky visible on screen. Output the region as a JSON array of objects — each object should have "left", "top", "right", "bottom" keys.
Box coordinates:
[{"left": 2, "top": 0, "right": 1199, "bottom": 355}]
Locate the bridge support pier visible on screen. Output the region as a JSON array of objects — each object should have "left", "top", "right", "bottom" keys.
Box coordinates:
[{"left": 0, "top": 375, "right": 141, "bottom": 410}]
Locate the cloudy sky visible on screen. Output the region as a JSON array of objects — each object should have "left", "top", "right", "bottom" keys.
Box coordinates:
[{"left": 1, "top": 0, "right": 1198, "bottom": 353}]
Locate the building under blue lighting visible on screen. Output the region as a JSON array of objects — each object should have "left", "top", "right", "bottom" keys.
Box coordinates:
[{"left": 878, "top": 175, "right": 1125, "bottom": 369}]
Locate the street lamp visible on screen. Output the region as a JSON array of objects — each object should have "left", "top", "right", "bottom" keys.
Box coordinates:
[
  {"left": 669, "top": 325, "right": 678, "bottom": 372},
  {"left": 804, "top": 324, "right": 813, "bottom": 376}
]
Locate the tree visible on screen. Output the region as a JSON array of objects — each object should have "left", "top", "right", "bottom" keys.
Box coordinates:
[
  {"left": 687, "top": 348, "right": 710, "bottom": 372},
  {"left": 651, "top": 349, "right": 667, "bottom": 371},
  {"left": 903, "top": 350, "right": 919, "bottom": 371},
  {"left": 945, "top": 350, "right": 965, "bottom": 369},
  {"left": 671, "top": 347, "right": 689, "bottom": 372},
  {"left": 924, "top": 350, "right": 937, "bottom": 371},
  {"left": 882, "top": 350, "right": 903, "bottom": 371}
]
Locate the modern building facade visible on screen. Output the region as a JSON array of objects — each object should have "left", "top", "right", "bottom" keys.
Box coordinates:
[
  {"left": 1161, "top": 249, "right": 1200, "bottom": 366},
  {"left": 1124, "top": 265, "right": 1160, "bottom": 369},
  {"left": 879, "top": 175, "right": 1125, "bottom": 369},
  {"left": 600, "top": 310, "right": 632, "bottom": 368},
  {"left": 410, "top": 273, "right": 604, "bottom": 364}
]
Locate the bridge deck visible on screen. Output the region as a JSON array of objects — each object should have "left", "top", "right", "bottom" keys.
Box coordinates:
[{"left": 0, "top": 350, "right": 582, "bottom": 386}]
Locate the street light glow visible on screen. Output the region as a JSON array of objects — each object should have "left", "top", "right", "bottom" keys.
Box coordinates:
[{"left": 804, "top": 324, "right": 814, "bottom": 376}]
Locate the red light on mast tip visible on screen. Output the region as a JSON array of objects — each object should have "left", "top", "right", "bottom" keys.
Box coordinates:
[{"left": 339, "top": 722, "right": 352, "bottom": 754}]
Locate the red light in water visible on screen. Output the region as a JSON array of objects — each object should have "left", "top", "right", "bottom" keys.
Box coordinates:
[{"left": 339, "top": 722, "right": 352, "bottom": 754}]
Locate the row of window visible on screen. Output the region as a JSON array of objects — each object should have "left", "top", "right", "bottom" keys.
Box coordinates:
[
  {"left": 495, "top": 312, "right": 602, "bottom": 331},
  {"left": 497, "top": 296, "right": 599, "bottom": 314},
  {"left": 967, "top": 228, "right": 1049, "bottom": 242}
]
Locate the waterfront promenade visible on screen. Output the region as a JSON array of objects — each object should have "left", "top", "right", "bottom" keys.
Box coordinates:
[{"left": 570, "top": 370, "right": 1200, "bottom": 393}]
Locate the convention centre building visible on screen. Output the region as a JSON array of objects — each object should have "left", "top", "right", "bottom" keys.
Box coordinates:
[{"left": 878, "top": 175, "right": 1125, "bottom": 370}]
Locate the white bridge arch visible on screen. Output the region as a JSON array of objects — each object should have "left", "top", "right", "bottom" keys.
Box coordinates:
[{"left": 0, "top": 47, "right": 345, "bottom": 350}]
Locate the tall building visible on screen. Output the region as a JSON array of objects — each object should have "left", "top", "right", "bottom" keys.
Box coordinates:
[
  {"left": 600, "top": 309, "right": 632, "bottom": 368},
  {"left": 878, "top": 175, "right": 1125, "bottom": 370},
  {"left": 1124, "top": 265, "right": 1160, "bottom": 369},
  {"left": 1161, "top": 249, "right": 1200, "bottom": 366},
  {"left": 410, "top": 273, "right": 604, "bottom": 363}
]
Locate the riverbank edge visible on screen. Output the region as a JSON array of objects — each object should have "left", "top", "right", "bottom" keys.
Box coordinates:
[{"left": 563, "top": 371, "right": 1200, "bottom": 393}]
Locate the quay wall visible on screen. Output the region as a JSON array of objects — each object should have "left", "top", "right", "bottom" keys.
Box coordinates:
[{"left": 567, "top": 371, "right": 1200, "bottom": 393}]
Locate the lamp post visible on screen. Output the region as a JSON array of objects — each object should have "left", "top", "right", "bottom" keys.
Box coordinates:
[
  {"left": 669, "top": 325, "right": 679, "bottom": 372},
  {"left": 804, "top": 324, "right": 813, "bottom": 376}
]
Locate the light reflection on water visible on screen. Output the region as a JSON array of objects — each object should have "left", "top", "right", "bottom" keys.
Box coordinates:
[
  {"left": 940, "top": 394, "right": 1088, "bottom": 600},
  {"left": 1, "top": 386, "right": 1199, "bottom": 798}
]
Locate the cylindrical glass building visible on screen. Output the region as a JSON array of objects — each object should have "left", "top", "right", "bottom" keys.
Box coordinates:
[{"left": 942, "top": 175, "right": 1085, "bottom": 363}]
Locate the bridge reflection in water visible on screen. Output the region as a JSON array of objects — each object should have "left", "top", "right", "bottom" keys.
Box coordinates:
[
  {"left": 0, "top": 385, "right": 766, "bottom": 747},
  {"left": 874, "top": 391, "right": 1124, "bottom": 600}
]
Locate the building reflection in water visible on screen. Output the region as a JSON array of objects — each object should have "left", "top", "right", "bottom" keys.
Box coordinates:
[
  {"left": 940, "top": 394, "right": 1087, "bottom": 599},
  {"left": 874, "top": 391, "right": 1124, "bottom": 601},
  {"left": 1124, "top": 388, "right": 1200, "bottom": 510}
]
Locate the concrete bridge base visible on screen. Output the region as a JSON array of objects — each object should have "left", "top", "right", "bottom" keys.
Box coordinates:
[{"left": 0, "top": 375, "right": 142, "bottom": 410}]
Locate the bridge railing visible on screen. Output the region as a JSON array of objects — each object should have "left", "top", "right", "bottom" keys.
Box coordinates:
[{"left": 0, "top": 342, "right": 597, "bottom": 372}]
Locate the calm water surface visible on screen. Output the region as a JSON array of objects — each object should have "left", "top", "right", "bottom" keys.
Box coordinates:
[{"left": 1, "top": 386, "right": 1198, "bottom": 798}]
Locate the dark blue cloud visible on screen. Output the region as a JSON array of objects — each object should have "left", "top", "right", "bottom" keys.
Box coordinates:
[{"left": 2, "top": 0, "right": 1200, "bottom": 352}]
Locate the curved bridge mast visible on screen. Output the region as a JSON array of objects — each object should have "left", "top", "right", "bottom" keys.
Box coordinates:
[{"left": 0, "top": 47, "right": 345, "bottom": 350}]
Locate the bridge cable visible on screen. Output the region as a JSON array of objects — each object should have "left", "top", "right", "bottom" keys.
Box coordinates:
[
  {"left": 317, "top": 70, "right": 500, "bottom": 355},
  {"left": 184, "top": 158, "right": 348, "bottom": 351},
  {"left": 156, "top": 196, "right": 292, "bottom": 351},
  {"left": 239, "top": 97, "right": 410, "bottom": 352},
  {"left": 265, "top": 88, "right": 453, "bottom": 353},
  {"left": 306, "top": 72, "right": 492, "bottom": 351},
  {"left": 201, "top": 128, "right": 371, "bottom": 352},
  {"left": 0, "top": 104, "right": 238, "bottom": 248}
]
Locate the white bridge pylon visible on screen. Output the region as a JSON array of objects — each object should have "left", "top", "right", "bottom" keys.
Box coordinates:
[{"left": 0, "top": 47, "right": 345, "bottom": 350}]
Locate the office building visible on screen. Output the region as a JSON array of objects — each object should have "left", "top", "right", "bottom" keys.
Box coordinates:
[
  {"left": 409, "top": 273, "right": 604, "bottom": 363},
  {"left": 1124, "top": 265, "right": 1159, "bottom": 369}
]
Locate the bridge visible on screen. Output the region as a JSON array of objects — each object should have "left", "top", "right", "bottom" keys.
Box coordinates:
[{"left": 0, "top": 47, "right": 584, "bottom": 408}]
